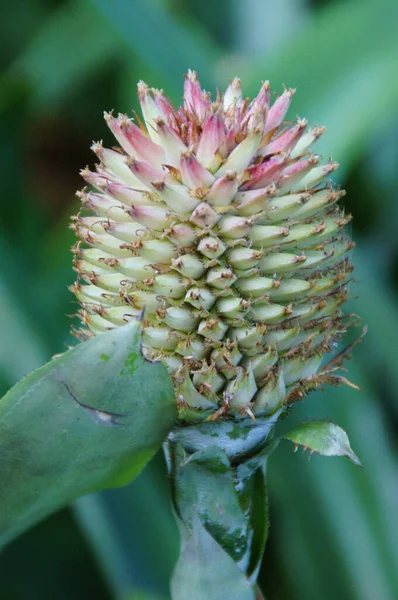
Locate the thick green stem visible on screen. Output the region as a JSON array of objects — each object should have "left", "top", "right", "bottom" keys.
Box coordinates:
[{"left": 164, "top": 416, "right": 277, "bottom": 599}]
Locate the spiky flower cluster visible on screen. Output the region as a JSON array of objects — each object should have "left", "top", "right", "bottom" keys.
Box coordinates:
[{"left": 71, "top": 70, "right": 354, "bottom": 422}]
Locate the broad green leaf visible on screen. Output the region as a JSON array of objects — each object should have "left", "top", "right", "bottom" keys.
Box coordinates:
[
  {"left": 283, "top": 421, "right": 361, "bottom": 466},
  {"left": 171, "top": 513, "right": 255, "bottom": 600},
  {"left": 0, "top": 321, "right": 176, "bottom": 547}
]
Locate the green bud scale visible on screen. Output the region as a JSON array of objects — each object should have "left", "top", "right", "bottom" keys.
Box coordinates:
[{"left": 71, "top": 70, "right": 355, "bottom": 424}]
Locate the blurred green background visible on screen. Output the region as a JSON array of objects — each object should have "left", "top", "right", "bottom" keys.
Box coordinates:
[{"left": 1, "top": 0, "right": 397, "bottom": 598}]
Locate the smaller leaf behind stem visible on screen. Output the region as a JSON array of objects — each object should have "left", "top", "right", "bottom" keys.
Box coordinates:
[{"left": 282, "top": 420, "right": 362, "bottom": 466}]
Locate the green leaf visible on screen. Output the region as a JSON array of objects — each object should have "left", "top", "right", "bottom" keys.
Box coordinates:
[
  {"left": 0, "top": 320, "right": 176, "bottom": 547},
  {"left": 282, "top": 421, "right": 361, "bottom": 466},
  {"left": 171, "top": 513, "right": 255, "bottom": 600},
  {"left": 235, "top": 442, "right": 277, "bottom": 582},
  {"left": 170, "top": 444, "right": 251, "bottom": 567},
  {"left": 239, "top": 462, "right": 268, "bottom": 582},
  {"left": 167, "top": 439, "right": 274, "bottom": 592}
]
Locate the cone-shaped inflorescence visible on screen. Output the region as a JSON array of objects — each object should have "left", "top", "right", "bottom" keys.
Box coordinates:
[{"left": 71, "top": 70, "right": 355, "bottom": 423}]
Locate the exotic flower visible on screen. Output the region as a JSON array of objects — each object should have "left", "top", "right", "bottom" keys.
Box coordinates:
[{"left": 71, "top": 70, "right": 355, "bottom": 423}]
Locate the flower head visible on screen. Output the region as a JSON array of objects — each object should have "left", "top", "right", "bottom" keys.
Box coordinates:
[{"left": 71, "top": 70, "right": 355, "bottom": 422}]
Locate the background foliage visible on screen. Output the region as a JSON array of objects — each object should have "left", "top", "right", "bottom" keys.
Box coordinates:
[{"left": 0, "top": 0, "right": 397, "bottom": 598}]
